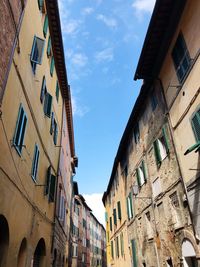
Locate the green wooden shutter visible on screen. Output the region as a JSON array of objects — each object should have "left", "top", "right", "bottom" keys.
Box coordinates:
[
  {"left": 56, "top": 81, "right": 59, "bottom": 102},
  {"left": 120, "top": 233, "right": 124, "bottom": 256},
  {"left": 111, "top": 241, "right": 114, "bottom": 259},
  {"left": 110, "top": 217, "right": 112, "bottom": 231},
  {"left": 142, "top": 160, "right": 147, "bottom": 181},
  {"left": 131, "top": 239, "right": 137, "bottom": 267},
  {"left": 50, "top": 112, "right": 54, "bottom": 135},
  {"left": 126, "top": 197, "right": 130, "bottom": 219},
  {"left": 136, "top": 168, "right": 141, "bottom": 186},
  {"left": 38, "top": 0, "right": 44, "bottom": 10},
  {"left": 31, "top": 144, "right": 40, "bottom": 180},
  {"left": 44, "top": 93, "right": 52, "bottom": 117},
  {"left": 45, "top": 166, "right": 51, "bottom": 195},
  {"left": 162, "top": 125, "right": 170, "bottom": 153},
  {"left": 43, "top": 15, "right": 48, "bottom": 38},
  {"left": 113, "top": 209, "right": 117, "bottom": 225},
  {"left": 117, "top": 201, "right": 121, "bottom": 220},
  {"left": 49, "top": 174, "right": 56, "bottom": 202},
  {"left": 50, "top": 56, "right": 55, "bottom": 76},
  {"left": 153, "top": 139, "right": 161, "bottom": 166},
  {"left": 105, "top": 212, "right": 108, "bottom": 223},
  {"left": 47, "top": 36, "right": 51, "bottom": 57},
  {"left": 191, "top": 111, "right": 200, "bottom": 141},
  {"left": 116, "top": 236, "right": 119, "bottom": 258},
  {"left": 129, "top": 193, "right": 133, "bottom": 218},
  {"left": 40, "top": 76, "right": 46, "bottom": 103},
  {"left": 53, "top": 120, "right": 58, "bottom": 145}
]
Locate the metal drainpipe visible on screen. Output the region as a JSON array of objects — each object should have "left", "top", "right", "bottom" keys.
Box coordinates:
[
  {"left": 0, "top": 0, "right": 26, "bottom": 105},
  {"left": 157, "top": 77, "right": 199, "bottom": 242}
]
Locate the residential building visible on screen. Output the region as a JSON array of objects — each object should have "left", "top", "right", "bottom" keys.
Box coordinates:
[
  {"left": 134, "top": 0, "right": 200, "bottom": 265},
  {"left": 0, "top": 0, "right": 76, "bottom": 266}
]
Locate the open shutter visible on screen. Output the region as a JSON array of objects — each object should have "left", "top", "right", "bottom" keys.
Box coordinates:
[
  {"left": 53, "top": 120, "right": 58, "bottom": 145},
  {"left": 142, "top": 160, "right": 147, "bottom": 181},
  {"left": 56, "top": 81, "right": 59, "bottom": 102},
  {"left": 162, "top": 125, "right": 170, "bottom": 153},
  {"left": 117, "top": 201, "right": 121, "bottom": 220},
  {"left": 126, "top": 197, "right": 130, "bottom": 220},
  {"left": 136, "top": 168, "right": 141, "bottom": 187},
  {"left": 38, "top": 0, "right": 44, "bottom": 10},
  {"left": 50, "top": 56, "right": 55, "bottom": 76},
  {"left": 191, "top": 111, "right": 200, "bottom": 141},
  {"left": 44, "top": 93, "right": 52, "bottom": 117},
  {"left": 49, "top": 174, "right": 56, "bottom": 202},
  {"left": 47, "top": 36, "right": 51, "bottom": 57},
  {"left": 40, "top": 76, "right": 46, "bottom": 103},
  {"left": 110, "top": 217, "right": 112, "bottom": 231},
  {"left": 43, "top": 14, "right": 48, "bottom": 38},
  {"left": 131, "top": 240, "right": 137, "bottom": 267},
  {"left": 153, "top": 139, "right": 161, "bottom": 166},
  {"left": 129, "top": 193, "right": 133, "bottom": 218},
  {"left": 45, "top": 166, "right": 51, "bottom": 195},
  {"left": 105, "top": 212, "right": 108, "bottom": 223},
  {"left": 113, "top": 209, "right": 117, "bottom": 225},
  {"left": 50, "top": 112, "right": 54, "bottom": 135}
]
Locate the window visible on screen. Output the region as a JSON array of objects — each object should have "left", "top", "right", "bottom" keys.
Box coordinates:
[
  {"left": 44, "top": 166, "right": 56, "bottom": 202},
  {"left": 38, "top": 0, "right": 44, "bottom": 11},
  {"left": 13, "top": 104, "right": 27, "bottom": 155},
  {"left": 151, "top": 93, "right": 158, "bottom": 111},
  {"left": 56, "top": 81, "right": 60, "bottom": 102},
  {"left": 50, "top": 56, "right": 55, "bottom": 76},
  {"left": 120, "top": 232, "right": 124, "bottom": 256},
  {"left": 126, "top": 193, "right": 133, "bottom": 220},
  {"left": 31, "top": 144, "right": 40, "bottom": 181},
  {"left": 59, "top": 194, "right": 65, "bottom": 222},
  {"left": 44, "top": 92, "right": 52, "bottom": 117},
  {"left": 117, "top": 201, "right": 121, "bottom": 220},
  {"left": 111, "top": 240, "right": 114, "bottom": 259},
  {"left": 109, "top": 217, "right": 112, "bottom": 231},
  {"left": 105, "top": 212, "right": 108, "bottom": 223},
  {"left": 47, "top": 36, "right": 51, "bottom": 57},
  {"left": 113, "top": 209, "right": 117, "bottom": 226},
  {"left": 153, "top": 125, "right": 170, "bottom": 166},
  {"left": 133, "top": 122, "right": 140, "bottom": 144},
  {"left": 131, "top": 239, "right": 137, "bottom": 267},
  {"left": 30, "top": 36, "right": 45, "bottom": 74},
  {"left": 136, "top": 160, "right": 147, "bottom": 187},
  {"left": 53, "top": 119, "right": 58, "bottom": 145},
  {"left": 40, "top": 76, "right": 47, "bottom": 103},
  {"left": 43, "top": 14, "right": 48, "bottom": 38},
  {"left": 172, "top": 33, "right": 190, "bottom": 83},
  {"left": 152, "top": 177, "right": 162, "bottom": 198},
  {"left": 191, "top": 108, "right": 200, "bottom": 141},
  {"left": 116, "top": 237, "right": 119, "bottom": 258},
  {"left": 170, "top": 191, "right": 179, "bottom": 208}
]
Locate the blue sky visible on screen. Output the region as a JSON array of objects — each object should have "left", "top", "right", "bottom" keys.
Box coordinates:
[{"left": 58, "top": 0, "right": 155, "bottom": 224}]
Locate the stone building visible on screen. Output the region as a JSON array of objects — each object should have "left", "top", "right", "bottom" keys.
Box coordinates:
[
  {"left": 134, "top": 0, "right": 200, "bottom": 265},
  {"left": 0, "top": 0, "right": 76, "bottom": 266}
]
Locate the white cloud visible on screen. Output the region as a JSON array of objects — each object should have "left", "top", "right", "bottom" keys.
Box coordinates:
[
  {"left": 62, "top": 19, "right": 81, "bottom": 35},
  {"left": 132, "top": 0, "right": 155, "bottom": 19},
  {"left": 95, "top": 48, "right": 114, "bottom": 63},
  {"left": 82, "top": 7, "right": 94, "bottom": 16},
  {"left": 83, "top": 193, "right": 105, "bottom": 226},
  {"left": 97, "top": 14, "right": 118, "bottom": 28},
  {"left": 71, "top": 95, "right": 89, "bottom": 117},
  {"left": 71, "top": 53, "right": 88, "bottom": 67}
]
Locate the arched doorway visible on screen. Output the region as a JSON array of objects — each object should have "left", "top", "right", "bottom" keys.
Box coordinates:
[
  {"left": 32, "top": 238, "right": 46, "bottom": 267},
  {"left": 17, "top": 238, "right": 27, "bottom": 267},
  {"left": 182, "top": 239, "right": 198, "bottom": 267},
  {"left": 52, "top": 249, "right": 57, "bottom": 267},
  {"left": 0, "top": 215, "right": 9, "bottom": 267}
]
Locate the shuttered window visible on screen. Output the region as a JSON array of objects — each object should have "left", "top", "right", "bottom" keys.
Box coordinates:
[
  {"left": 53, "top": 119, "right": 58, "bottom": 145},
  {"left": 47, "top": 36, "right": 51, "bottom": 57},
  {"left": 136, "top": 160, "right": 147, "bottom": 187},
  {"left": 117, "top": 201, "right": 121, "bottom": 220},
  {"left": 191, "top": 109, "right": 200, "bottom": 141},
  {"left": 38, "top": 0, "right": 44, "bottom": 10},
  {"left": 111, "top": 241, "right": 114, "bottom": 259},
  {"left": 30, "top": 36, "right": 45, "bottom": 74},
  {"left": 154, "top": 125, "right": 170, "bottom": 166},
  {"left": 44, "top": 166, "right": 51, "bottom": 195},
  {"left": 110, "top": 217, "right": 112, "bottom": 231},
  {"left": 31, "top": 144, "right": 40, "bottom": 181},
  {"left": 44, "top": 93, "right": 52, "bottom": 117},
  {"left": 50, "top": 112, "right": 54, "bottom": 135},
  {"left": 133, "top": 122, "right": 140, "bottom": 144},
  {"left": 113, "top": 208, "right": 117, "bottom": 225},
  {"left": 56, "top": 81, "right": 60, "bottom": 102},
  {"left": 13, "top": 104, "right": 27, "bottom": 155},
  {"left": 44, "top": 166, "right": 56, "bottom": 202},
  {"left": 43, "top": 14, "right": 48, "bottom": 38},
  {"left": 131, "top": 239, "right": 137, "bottom": 267},
  {"left": 116, "top": 237, "right": 119, "bottom": 258},
  {"left": 120, "top": 232, "right": 124, "bottom": 256},
  {"left": 127, "top": 193, "right": 133, "bottom": 220},
  {"left": 105, "top": 212, "right": 108, "bottom": 223},
  {"left": 50, "top": 56, "right": 55, "bottom": 76},
  {"left": 40, "top": 76, "right": 46, "bottom": 103}
]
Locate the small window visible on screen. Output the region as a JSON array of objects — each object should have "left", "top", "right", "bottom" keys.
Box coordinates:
[
  {"left": 191, "top": 108, "right": 200, "bottom": 141},
  {"left": 44, "top": 166, "right": 56, "bottom": 202},
  {"left": 152, "top": 177, "right": 162, "bottom": 198},
  {"left": 53, "top": 119, "right": 58, "bottom": 145},
  {"left": 111, "top": 240, "right": 114, "bottom": 259},
  {"left": 50, "top": 112, "right": 54, "bottom": 135},
  {"left": 169, "top": 191, "right": 179, "bottom": 208},
  {"left": 117, "top": 201, "right": 121, "bottom": 220},
  {"left": 13, "top": 104, "right": 27, "bottom": 155},
  {"left": 116, "top": 237, "right": 119, "bottom": 258},
  {"left": 136, "top": 160, "right": 147, "bottom": 187},
  {"left": 153, "top": 125, "right": 170, "bottom": 166},
  {"left": 40, "top": 76, "right": 47, "bottom": 103},
  {"left": 172, "top": 33, "right": 191, "bottom": 83},
  {"left": 31, "top": 144, "right": 40, "bottom": 181},
  {"left": 133, "top": 122, "right": 140, "bottom": 144},
  {"left": 30, "top": 36, "right": 45, "bottom": 74},
  {"left": 47, "top": 36, "right": 51, "bottom": 57},
  {"left": 126, "top": 193, "right": 133, "bottom": 220},
  {"left": 56, "top": 81, "right": 60, "bottom": 102},
  {"left": 50, "top": 56, "right": 55, "bottom": 76},
  {"left": 43, "top": 14, "right": 48, "bottom": 38},
  {"left": 120, "top": 232, "right": 124, "bottom": 256},
  {"left": 113, "top": 208, "right": 117, "bottom": 226},
  {"left": 44, "top": 92, "right": 53, "bottom": 117}
]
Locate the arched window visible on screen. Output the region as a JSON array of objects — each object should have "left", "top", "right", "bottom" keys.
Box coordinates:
[
  {"left": 0, "top": 215, "right": 9, "bottom": 266},
  {"left": 32, "top": 238, "right": 46, "bottom": 267},
  {"left": 17, "top": 238, "right": 27, "bottom": 267}
]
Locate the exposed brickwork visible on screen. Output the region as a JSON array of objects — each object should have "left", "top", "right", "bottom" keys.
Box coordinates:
[{"left": 0, "top": 0, "right": 22, "bottom": 102}]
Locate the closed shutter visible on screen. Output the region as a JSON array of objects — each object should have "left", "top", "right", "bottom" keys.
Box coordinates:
[
  {"left": 44, "top": 93, "right": 52, "bottom": 117},
  {"left": 38, "top": 0, "right": 44, "bottom": 10},
  {"left": 49, "top": 174, "right": 56, "bottom": 202},
  {"left": 117, "top": 201, "right": 121, "bottom": 220},
  {"left": 43, "top": 15, "right": 48, "bottom": 38},
  {"left": 126, "top": 197, "right": 130, "bottom": 219},
  {"left": 129, "top": 193, "right": 133, "bottom": 218},
  {"left": 47, "top": 36, "right": 51, "bottom": 57},
  {"left": 31, "top": 145, "right": 40, "bottom": 180},
  {"left": 110, "top": 217, "right": 112, "bottom": 231},
  {"left": 142, "top": 160, "right": 147, "bottom": 181},
  {"left": 40, "top": 76, "right": 46, "bottom": 103},
  {"left": 50, "top": 112, "right": 54, "bottom": 135},
  {"left": 131, "top": 239, "right": 137, "bottom": 267},
  {"left": 111, "top": 241, "right": 114, "bottom": 259},
  {"left": 162, "top": 125, "right": 170, "bottom": 153},
  {"left": 56, "top": 81, "right": 59, "bottom": 102},
  {"left": 191, "top": 110, "right": 200, "bottom": 141},
  {"left": 50, "top": 56, "right": 55, "bottom": 76},
  {"left": 136, "top": 168, "right": 141, "bottom": 186},
  {"left": 44, "top": 166, "right": 51, "bottom": 195},
  {"left": 120, "top": 232, "right": 124, "bottom": 256},
  {"left": 105, "top": 212, "right": 108, "bottom": 222},
  {"left": 113, "top": 209, "right": 117, "bottom": 225},
  {"left": 53, "top": 120, "right": 58, "bottom": 145},
  {"left": 153, "top": 140, "right": 161, "bottom": 166}
]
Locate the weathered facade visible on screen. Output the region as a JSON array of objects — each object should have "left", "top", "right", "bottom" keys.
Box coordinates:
[
  {"left": 134, "top": 0, "right": 200, "bottom": 265},
  {"left": 0, "top": 0, "right": 76, "bottom": 266}
]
